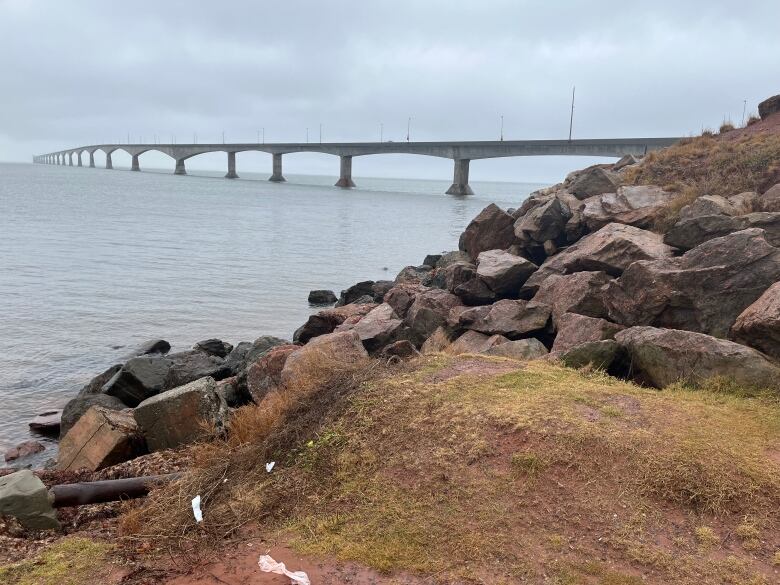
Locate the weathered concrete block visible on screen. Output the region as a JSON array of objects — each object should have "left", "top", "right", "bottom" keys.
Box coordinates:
[
  {"left": 134, "top": 377, "right": 228, "bottom": 451},
  {"left": 58, "top": 406, "right": 146, "bottom": 472},
  {"left": 0, "top": 469, "right": 60, "bottom": 530}
]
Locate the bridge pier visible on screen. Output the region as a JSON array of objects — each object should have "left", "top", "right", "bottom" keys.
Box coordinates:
[
  {"left": 174, "top": 158, "right": 187, "bottom": 175},
  {"left": 68, "top": 153, "right": 73, "bottom": 166},
  {"left": 77, "top": 152, "right": 82, "bottom": 167},
  {"left": 225, "top": 151, "right": 238, "bottom": 179},
  {"left": 105, "top": 152, "right": 113, "bottom": 170},
  {"left": 335, "top": 155, "right": 356, "bottom": 188},
  {"left": 446, "top": 159, "right": 474, "bottom": 195},
  {"left": 89, "top": 151, "right": 95, "bottom": 168},
  {"left": 131, "top": 155, "right": 140, "bottom": 171},
  {"left": 269, "top": 153, "right": 286, "bottom": 182}
]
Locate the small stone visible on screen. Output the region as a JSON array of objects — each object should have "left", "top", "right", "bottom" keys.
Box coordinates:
[
  {"left": 4, "top": 440, "right": 45, "bottom": 462},
  {"left": 308, "top": 289, "right": 338, "bottom": 305}
]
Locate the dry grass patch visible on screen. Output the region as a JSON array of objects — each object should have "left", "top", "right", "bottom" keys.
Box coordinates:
[
  {"left": 0, "top": 538, "right": 112, "bottom": 585},
  {"left": 122, "top": 354, "right": 780, "bottom": 583}
]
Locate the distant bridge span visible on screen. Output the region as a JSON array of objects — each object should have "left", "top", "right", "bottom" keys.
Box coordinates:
[{"left": 34, "top": 137, "right": 680, "bottom": 195}]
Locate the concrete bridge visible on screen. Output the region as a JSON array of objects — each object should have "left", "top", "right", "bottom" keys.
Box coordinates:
[{"left": 33, "top": 137, "right": 680, "bottom": 195}]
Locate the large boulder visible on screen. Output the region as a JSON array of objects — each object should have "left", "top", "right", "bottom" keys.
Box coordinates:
[
  {"left": 678, "top": 194, "right": 750, "bottom": 220},
  {"left": 395, "top": 265, "right": 433, "bottom": 284},
  {"left": 280, "top": 330, "right": 369, "bottom": 387},
  {"left": 436, "top": 250, "right": 472, "bottom": 269},
  {"left": 455, "top": 299, "right": 550, "bottom": 338},
  {"left": 134, "top": 377, "right": 228, "bottom": 451},
  {"left": 446, "top": 330, "right": 509, "bottom": 354},
  {"left": 459, "top": 204, "right": 518, "bottom": 262},
  {"left": 568, "top": 166, "right": 621, "bottom": 200},
  {"left": 730, "top": 282, "right": 780, "bottom": 359},
  {"left": 615, "top": 326, "right": 780, "bottom": 389},
  {"left": 758, "top": 184, "right": 780, "bottom": 212},
  {"left": 664, "top": 212, "right": 780, "bottom": 251},
  {"left": 453, "top": 277, "right": 498, "bottom": 306},
  {"left": 404, "top": 288, "right": 462, "bottom": 345},
  {"left": 606, "top": 229, "right": 780, "bottom": 337},
  {"left": 522, "top": 223, "right": 674, "bottom": 294},
  {"left": 514, "top": 197, "right": 573, "bottom": 244},
  {"left": 165, "top": 350, "right": 232, "bottom": 389},
  {"left": 558, "top": 340, "right": 623, "bottom": 370},
  {"left": 78, "top": 363, "right": 123, "bottom": 396},
  {"left": 246, "top": 344, "right": 299, "bottom": 402},
  {"left": 476, "top": 250, "right": 537, "bottom": 296},
  {"left": 58, "top": 406, "right": 146, "bottom": 471},
  {"left": 193, "top": 338, "right": 233, "bottom": 358},
  {"left": 581, "top": 185, "right": 674, "bottom": 231},
  {"left": 308, "top": 289, "right": 338, "bottom": 305},
  {"left": 758, "top": 94, "right": 780, "bottom": 119},
  {"left": 336, "top": 280, "right": 376, "bottom": 306},
  {"left": 60, "top": 393, "right": 127, "bottom": 439},
  {"left": 135, "top": 339, "right": 171, "bottom": 356},
  {"left": 531, "top": 271, "right": 612, "bottom": 324},
  {"left": 438, "top": 261, "right": 477, "bottom": 292},
  {"left": 223, "top": 336, "right": 290, "bottom": 375},
  {"left": 293, "top": 302, "right": 376, "bottom": 344},
  {"left": 420, "top": 326, "right": 456, "bottom": 354},
  {"left": 0, "top": 470, "right": 60, "bottom": 530},
  {"left": 485, "top": 338, "right": 549, "bottom": 360},
  {"left": 551, "top": 313, "right": 625, "bottom": 353},
  {"left": 339, "top": 303, "right": 403, "bottom": 352},
  {"left": 383, "top": 283, "right": 426, "bottom": 318}
]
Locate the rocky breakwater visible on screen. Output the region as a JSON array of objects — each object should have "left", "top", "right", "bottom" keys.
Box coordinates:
[{"left": 10, "top": 143, "right": 780, "bottom": 478}]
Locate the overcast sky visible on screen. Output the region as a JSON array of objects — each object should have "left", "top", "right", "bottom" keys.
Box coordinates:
[{"left": 1, "top": 0, "right": 778, "bottom": 182}]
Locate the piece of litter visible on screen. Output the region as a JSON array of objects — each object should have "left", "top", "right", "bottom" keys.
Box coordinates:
[
  {"left": 258, "top": 554, "right": 310, "bottom": 585},
  {"left": 191, "top": 495, "right": 203, "bottom": 523},
  {"left": 266, "top": 461, "right": 275, "bottom": 473}
]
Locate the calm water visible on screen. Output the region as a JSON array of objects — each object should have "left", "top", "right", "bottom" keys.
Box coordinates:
[{"left": 0, "top": 161, "right": 545, "bottom": 462}]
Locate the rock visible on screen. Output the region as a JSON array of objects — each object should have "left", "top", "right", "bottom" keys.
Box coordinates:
[
  {"left": 308, "top": 289, "right": 338, "bottom": 305},
  {"left": 351, "top": 294, "right": 376, "bottom": 305},
  {"left": 612, "top": 154, "right": 639, "bottom": 171},
  {"left": 281, "top": 330, "right": 368, "bottom": 387},
  {"left": 730, "top": 282, "right": 780, "bottom": 359},
  {"left": 758, "top": 183, "right": 780, "bottom": 212},
  {"left": 456, "top": 299, "right": 551, "bottom": 338},
  {"left": 485, "top": 338, "right": 548, "bottom": 359},
  {"left": 551, "top": 313, "right": 625, "bottom": 353},
  {"left": 568, "top": 166, "right": 621, "bottom": 200},
  {"left": 28, "top": 410, "right": 61, "bottom": 435},
  {"left": 459, "top": 203, "right": 518, "bottom": 262},
  {"left": 476, "top": 250, "right": 537, "bottom": 296},
  {"left": 404, "top": 288, "right": 462, "bottom": 345},
  {"left": 559, "top": 340, "right": 623, "bottom": 370},
  {"left": 134, "top": 377, "right": 228, "bottom": 451},
  {"left": 447, "top": 330, "right": 509, "bottom": 354},
  {"left": 395, "top": 265, "right": 433, "bottom": 284},
  {"left": 615, "top": 326, "right": 780, "bottom": 389},
  {"left": 246, "top": 344, "right": 299, "bottom": 401},
  {"left": 543, "top": 239, "right": 558, "bottom": 256},
  {"left": 606, "top": 229, "right": 780, "bottom": 338},
  {"left": 454, "top": 277, "right": 498, "bottom": 306},
  {"left": 531, "top": 271, "right": 612, "bottom": 325},
  {"left": 679, "top": 195, "right": 744, "bottom": 220},
  {"left": 58, "top": 407, "right": 146, "bottom": 471},
  {"left": 4, "top": 440, "right": 45, "bottom": 462},
  {"left": 294, "top": 303, "right": 376, "bottom": 344},
  {"left": 135, "top": 339, "right": 171, "bottom": 356},
  {"left": 164, "top": 350, "right": 232, "bottom": 390},
  {"left": 514, "top": 197, "right": 572, "bottom": 243},
  {"left": 0, "top": 470, "right": 60, "bottom": 530},
  {"left": 664, "top": 212, "right": 780, "bottom": 251},
  {"left": 758, "top": 94, "right": 780, "bottom": 119},
  {"left": 60, "top": 393, "right": 127, "bottom": 439},
  {"left": 582, "top": 185, "right": 674, "bottom": 231},
  {"left": 337, "top": 281, "right": 376, "bottom": 306},
  {"left": 77, "top": 364, "right": 123, "bottom": 396},
  {"left": 439, "top": 261, "right": 477, "bottom": 292},
  {"left": 383, "top": 283, "right": 426, "bottom": 318},
  {"left": 101, "top": 355, "right": 171, "bottom": 407},
  {"left": 371, "top": 280, "right": 395, "bottom": 301},
  {"left": 522, "top": 223, "right": 675, "bottom": 295},
  {"left": 436, "top": 250, "right": 472, "bottom": 269},
  {"left": 380, "top": 340, "right": 421, "bottom": 360},
  {"left": 344, "top": 303, "right": 403, "bottom": 352},
  {"left": 423, "top": 254, "right": 443, "bottom": 267},
  {"left": 194, "top": 338, "right": 233, "bottom": 358},
  {"left": 215, "top": 377, "right": 245, "bottom": 407},
  {"left": 223, "top": 336, "right": 290, "bottom": 375}
]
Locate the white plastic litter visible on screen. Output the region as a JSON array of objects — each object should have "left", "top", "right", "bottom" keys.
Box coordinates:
[
  {"left": 258, "top": 554, "right": 310, "bottom": 585},
  {"left": 191, "top": 495, "right": 203, "bottom": 523},
  {"left": 266, "top": 461, "right": 276, "bottom": 473}
]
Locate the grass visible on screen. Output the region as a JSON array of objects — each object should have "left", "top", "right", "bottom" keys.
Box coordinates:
[
  {"left": 122, "top": 354, "right": 780, "bottom": 584},
  {"left": 0, "top": 538, "right": 112, "bottom": 585},
  {"left": 624, "top": 131, "right": 780, "bottom": 230}
]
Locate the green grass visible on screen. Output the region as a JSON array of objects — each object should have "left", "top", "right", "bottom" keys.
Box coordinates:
[{"left": 0, "top": 538, "right": 112, "bottom": 585}]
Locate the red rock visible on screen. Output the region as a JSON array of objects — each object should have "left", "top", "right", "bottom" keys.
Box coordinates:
[
  {"left": 447, "top": 330, "right": 509, "bottom": 355},
  {"left": 458, "top": 203, "right": 518, "bottom": 262},
  {"left": 4, "top": 440, "right": 45, "bottom": 462},
  {"left": 293, "top": 302, "right": 377, "bottom": 344},
  {"left": 730, "top": 282, "right": 780, "bottom": 359},
  {"left": 247, "top": 344, "right": 299, "bottom": 401},
  {"left": 551, "top": 313, "right": 625, "bottom": 353}
]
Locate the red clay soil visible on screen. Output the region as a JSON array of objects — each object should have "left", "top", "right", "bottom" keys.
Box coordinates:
[{"left": 723, "top": 110, "right": 780, "bottom": 139}]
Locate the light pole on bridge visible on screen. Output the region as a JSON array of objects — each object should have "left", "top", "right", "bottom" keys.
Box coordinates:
[{"left": 406, "top": 117, "right": 411, "bottom": 142}]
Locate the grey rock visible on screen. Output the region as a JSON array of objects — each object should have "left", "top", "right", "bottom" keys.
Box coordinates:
[
  {"left": 514, "top": 197, "right": 572, "bottom": 243},
  {"left": 395, "top": 265, "right": 433, "bottom": 284},
  {"left": 476, "top": 249, "right": 537, "bottom": 296},
  {"left": 551, "top": 313, "right": 625, "bottom": 353},
  {"left": 730, "top": 282, "right": 780, "bottom": 359},
  {"left": 337, "top": 280, "right": 376, "bottom": 306},
  {"left": 453, "top": 277, "right": 498, "bottom": 306},
  {"left": 135, "top": 339, "right": 171, "bottom": 356},
  {"left": 581, "top": 185, "right": 674, "bottom": 231},
  {"left": 60, "top": 393, "right": 127, "bottom": 439},
  {"left": 758, "top": 94, "right": 780, "bottom": 119},
  {"left": 664, "top": 212, "right": 780, "bottom": 251},
  {"left": 559, "top": 340, "right": 623, "bottom": 370},
  {"left": 436, "top": 250, "right": 472, "bottom": 269},
  {"left": 308, "top": 289, "right": 338, "bottom": 305},
  {"left": 423, "top": 254, "right": 443, "bottom": 268},
  {"left": 28, "top": 410, "right": 61, "bottom": 435},
  {"left": 0, "top": 470, "right": 59, "bottom": 530},
  {"left": 194, "top": 338, "right": 233, "bottom": 358},
  {"left": 485, "top": 338, "right": 549, "bottom": 359},
  {"left": 456, "top": 299, "right": 551, "bottom": 338},
  {"left": 404, "top": 288, "right": 462, "bottom": 345},
  {"left": 568, "top": 166, "right": 621, "bottom": 200}
]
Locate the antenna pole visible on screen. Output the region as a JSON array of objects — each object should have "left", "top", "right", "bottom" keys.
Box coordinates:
[{"left": 568, "top": 86, "right": 575, "bottom": 142}]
